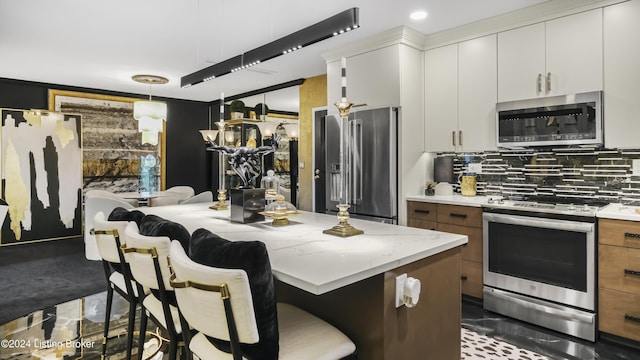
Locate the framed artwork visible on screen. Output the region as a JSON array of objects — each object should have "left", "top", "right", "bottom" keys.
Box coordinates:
[
  {"left": 48, "top": 90, "right": 166, "bottom": 193},
  {"left": 1, "top": 109, "right": 82, "bottom": 245}
]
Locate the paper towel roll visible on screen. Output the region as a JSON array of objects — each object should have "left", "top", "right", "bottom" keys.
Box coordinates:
[{"left": 403, "top": 277, "right": 421, "bottom": 308}]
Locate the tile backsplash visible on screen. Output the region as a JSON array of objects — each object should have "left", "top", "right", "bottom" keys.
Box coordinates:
[{"left": 437, "top": 147, "right": 640, "bottom": 204}]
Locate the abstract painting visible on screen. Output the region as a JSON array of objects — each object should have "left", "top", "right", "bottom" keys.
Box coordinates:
[
  {"left": 1, "top": 109, "right": 82, "bottom": 245},
  {"left": 48, "top": 90, "right": 165, "bottom": 193}
]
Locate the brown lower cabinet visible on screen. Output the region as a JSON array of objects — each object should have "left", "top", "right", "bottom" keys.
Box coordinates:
[
  {"left": 408, "top": 201, "right": 483, "bottom": 299},
  {"left": 599, "top": 288, "right": 640, "bottom": 342},
  {"left": 598, "top": 218, "right": 640, "bottom": 342}
]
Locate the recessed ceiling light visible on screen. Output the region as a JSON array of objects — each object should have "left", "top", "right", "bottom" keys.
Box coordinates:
[{"left": 410, "top": 10, "right": 428, "bottom": 21}]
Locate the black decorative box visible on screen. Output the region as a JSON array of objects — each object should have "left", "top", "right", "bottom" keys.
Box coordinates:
[{"left": 230, "top": 188, "right": 266, "bottom": 223}]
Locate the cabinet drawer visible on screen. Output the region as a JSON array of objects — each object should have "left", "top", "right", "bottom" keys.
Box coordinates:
[
  {"left": 436, "top": 204, "right": 482, "bottom": 227},
  {"left": 408, "top": 219, "right": 437, "bottom": 231},
  {"left": 438, "top": 223, "right": 482, "bottom": 263},
  {"left": 599, "top": 218, "right": 640, "bottom": 249},
  {"left": 407, "top": 201, "right": 437, "bottom": 222},
  {"left": 461, "top": 260, "right": 483, "bottom": 299},
  {"left": 599, "top": 288, "right": 640, "bottom": 342},
  {"left": 599, "top": 244, "right": 640, "bottom": 294}
]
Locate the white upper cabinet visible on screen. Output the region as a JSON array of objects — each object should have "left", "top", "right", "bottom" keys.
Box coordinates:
[
  {"left": 603, "top": 0, "right": 640, "bottom": 149},
  {"left": 546, "top": 9, "right": 603, "bottom": 97},
  {"left": 327, "top": 46, "right": 400, "bottom": 110},
  {"left": 425, "top": 44, "right": 458, "bottom": 152},
  {"left": 425, "top": 35, "right": 497, "bottom": 152},
  {"left": 458, "top": 34, "right": 497, "bottom": 152},
  {"left": 497, "top": 23, "right": 546, "bottom": 102},
  {"left": 498, "top": 9, "right": 603, "bottom": 102}
]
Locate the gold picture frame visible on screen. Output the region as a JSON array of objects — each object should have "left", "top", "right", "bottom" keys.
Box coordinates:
[{"left": 48, "top": 89, "right": 166, "bottom": 191}]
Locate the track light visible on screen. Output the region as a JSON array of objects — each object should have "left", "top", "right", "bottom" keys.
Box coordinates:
[{"left": 181, "top": 7, "right": 359, "bottom": 88}]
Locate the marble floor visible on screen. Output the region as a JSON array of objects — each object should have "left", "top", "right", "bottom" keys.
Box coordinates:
[
  {"left": 0, "top": 292, "right": 165, "bottom": 360},
  {"left": 2, "top": 292, "right": 640, "bottom": 359},
  {"left": 462, "top": 299, "right": 640, "bottom": 360}
]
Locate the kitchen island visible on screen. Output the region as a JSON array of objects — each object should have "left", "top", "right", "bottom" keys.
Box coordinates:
[{"left": 142, "top": 202, "right": 468, "bottom": 359}]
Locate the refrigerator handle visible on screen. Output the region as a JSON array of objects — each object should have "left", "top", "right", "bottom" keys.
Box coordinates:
[
  {"left": 349, "top": 119, "right": 355, "bottom": 204},
  {"left": 351, "top": 119, "right": 363, "bottom": 205}
]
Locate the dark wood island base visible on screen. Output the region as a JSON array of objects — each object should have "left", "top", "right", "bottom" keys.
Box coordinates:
[{"left": 276, "top": 246, "right": 462, "bottom": 360}]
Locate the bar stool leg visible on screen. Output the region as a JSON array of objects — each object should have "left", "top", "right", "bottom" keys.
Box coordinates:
[
  {"left": 125, "top": 299, "right": 136, "bottom": 359},
  {"left": 102, "top": 285, "right": 114, "bottom": 358},
  {"left": 137, "top": 310, "right": 148, "bottom": 360}
]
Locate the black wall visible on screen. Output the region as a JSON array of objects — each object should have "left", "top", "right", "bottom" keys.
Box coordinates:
[{"left": 0, "top": 78, "right": 210, "bottom": 193}]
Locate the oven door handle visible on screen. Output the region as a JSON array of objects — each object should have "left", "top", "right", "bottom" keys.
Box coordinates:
[
  {"left": 483, "top": 212, "right": 594, "bottom": 233},
  {"left": 487, "top": 288, "right": 595, "bottom": 324}
]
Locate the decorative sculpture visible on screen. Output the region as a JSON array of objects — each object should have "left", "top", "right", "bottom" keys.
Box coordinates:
[
  {"left": 139, "top": 154, "right": 158, "bottom": 194},
  {"left": 207, "top": 136, "right": 280, "bottom": 189}
]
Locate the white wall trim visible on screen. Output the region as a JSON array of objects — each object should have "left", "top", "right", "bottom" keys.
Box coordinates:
[
  {"left": 322, "top": 0, "right": 628, "bottom": 58},
  {"left": 423, "top": 0, "right": 627, "bottom": 50}
]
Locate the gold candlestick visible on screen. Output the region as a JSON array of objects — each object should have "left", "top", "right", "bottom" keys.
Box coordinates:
[
  {"left": 210, "top": 115, "right": 228, "bottom": 210},
  {"left": 335, "top": 100, "right": 353, "bottom": 118},
  {"left": 210, "top": 189, "right": 228, "bottom": 210},
  {"left": 323, "top": 204, "right": 364, "bottom": 237},
  {"left": 323, "top": 57, "right": 363, "bottom": 237}
]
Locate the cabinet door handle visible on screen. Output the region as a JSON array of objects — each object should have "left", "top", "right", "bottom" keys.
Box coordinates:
[
  {"left": 459, "top": 131, "right": 463, "bottom": 148},
  {"left": 537, "top": 73, "right": 542, "bottom": 94},
  {"left": 624, "top": 269, "right": 640, "bottom": 277},
  {"left": 625, "top": 314, "right": 640, "bottom": 323},
  {"left": 461, "top": 275, "right": 468, "bottom": 281},
  {"left": 546, "top": 72, "right": 551, "bottom": 92},
  {"left": 450, "top": 213, "right": 468, "bottom": 219},
  {"left": 452, "top": 131, "right": 456, "bottom": 147},
  {"left": 624, "top": 232, "right": 640, "bottom": 239},
  {"left": 414, "top": 209, "right": 430, "bottom": 214}
]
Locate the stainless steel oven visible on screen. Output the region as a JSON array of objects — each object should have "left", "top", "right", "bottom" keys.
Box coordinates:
[{"left": 483, "top": 205, "right": 597, "bottom": 341}]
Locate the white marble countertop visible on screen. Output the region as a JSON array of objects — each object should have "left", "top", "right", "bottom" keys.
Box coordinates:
[
  {"left": 596, "top": 203, "right": 640, "bottom": 221},
  {"left": 141, "top": 203, "right": 468, "bottom": 295},
  {"left": 406, "top": 194, "right": 492, "bottom": 207},
  {"left": 407, "top": 195, "right": 640, "bottom": 223}
]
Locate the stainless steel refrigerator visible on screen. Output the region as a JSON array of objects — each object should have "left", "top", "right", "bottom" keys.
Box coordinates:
[{"left": 325, "top": 106, "right": 398, "bottom": 224}]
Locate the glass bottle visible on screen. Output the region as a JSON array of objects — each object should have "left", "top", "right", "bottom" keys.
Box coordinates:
[{"left": 261, "top": 170, "right": 279, "bottom": 204}]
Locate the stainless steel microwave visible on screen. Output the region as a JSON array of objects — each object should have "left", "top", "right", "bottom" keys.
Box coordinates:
[{"left": 496, "top": 91, "right": 603, "bottom": 148}]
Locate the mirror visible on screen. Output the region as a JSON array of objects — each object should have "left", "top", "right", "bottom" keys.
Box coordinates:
[{"left": 226, "top": 86, "right": 300, "bottom": 120}]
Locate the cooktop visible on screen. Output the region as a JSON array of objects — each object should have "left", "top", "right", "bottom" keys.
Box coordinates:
[{"left": 484, "top": 195, "right": 609, "bottom": 217}]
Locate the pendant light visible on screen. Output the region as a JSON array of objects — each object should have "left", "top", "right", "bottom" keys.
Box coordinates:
[
  {"left": 200, "top": 105, "right": 219, "bottom": 145},
  {"left": 132, "top": 74, "right": 168, "bottom": 145}
]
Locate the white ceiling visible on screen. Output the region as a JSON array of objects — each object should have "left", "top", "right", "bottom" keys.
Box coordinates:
[{"left": 0, "top": 0, "right": 548, "bottom": 110}]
